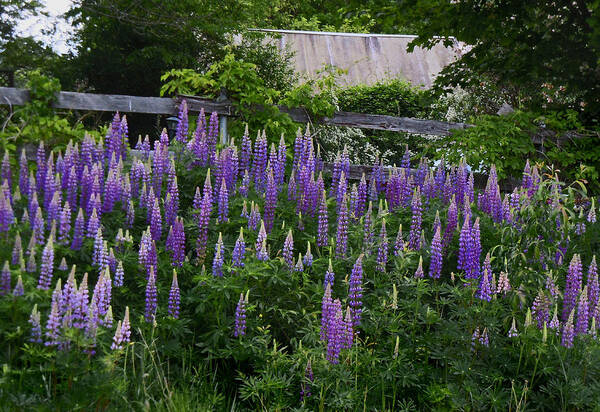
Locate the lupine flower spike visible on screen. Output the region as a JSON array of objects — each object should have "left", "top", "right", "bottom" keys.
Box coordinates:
[
  {"left": 414, "top": 256, "right": 424, "bottom": 278},
  {"left": 168, "top": 270, "right": 181, "bottom": 318},
  {"left": 234, "top": 292, "right": 247, "bottom": 337},
  {"left": 232, "top": 227, "right": 246, "bottom": 268},
  {"left": 508, "top": 318, "right": 518, "bottom": 337}
]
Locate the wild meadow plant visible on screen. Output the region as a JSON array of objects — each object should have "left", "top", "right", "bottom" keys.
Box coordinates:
[{"left": 0, "top": 102, "right": 599, "bottom": 410}]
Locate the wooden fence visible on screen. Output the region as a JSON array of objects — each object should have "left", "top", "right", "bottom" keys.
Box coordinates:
[{"left": 0, "top": 87, "right": 470, "bottom": 138}]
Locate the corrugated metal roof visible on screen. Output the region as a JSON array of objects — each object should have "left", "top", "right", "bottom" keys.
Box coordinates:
[{"left": 249, "top": 29, "right": 460, "bottom": 88}]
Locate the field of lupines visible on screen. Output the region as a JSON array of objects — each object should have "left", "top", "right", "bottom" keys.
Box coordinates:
[{"left": 0, "top": 101, "right": 599, "bottom": 411}]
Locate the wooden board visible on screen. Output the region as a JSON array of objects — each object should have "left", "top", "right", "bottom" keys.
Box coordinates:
[{"left": 0, "top": 87, "right": 468, "bottom": 136}]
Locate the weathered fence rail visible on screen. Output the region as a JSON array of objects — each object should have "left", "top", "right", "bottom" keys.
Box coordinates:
[{"left": 0, "top": 87, "right": 469, "bottom": 136}]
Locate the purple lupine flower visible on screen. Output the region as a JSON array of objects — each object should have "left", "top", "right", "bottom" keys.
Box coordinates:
[
  {"left": 217, "top": 177, "right": 229, "bottom": 223},
  {"left": 92, "top": 227, "right": 104, "bottom": 268},
  {"left": 287, "top": 170, "right": 297, "bottom": 202},
  {"left": 252, "top": 131, "right": 268, "bottom": 192},
  {"left": 248, "top": 202, "right": 261, "bottom": 231},
  {"left": 292, "top": 128, "right": 303, "bottom": 172},
  {"left": 207, "top": 112, "right": 219, "bottom": 164},
  {"left": 276, "top": 134, "right": 287, "bottom": 185},
  {"left": 103, "top": 305, "right": 114, "bottom": 329},
  {"left": 255, "top": 219, "right": 267, "bottom": 252},
  {"left": 111, "top": 307, "right": 131, "bottom": 350},
  {"left": 169, "top": 217, "right": 186, "bottom": 267},
  {"left": 343, "top": 306, "right": 354, "bottom": 348},
  {"left": 588, "top": 204, "right": 597, "bottom": 223},
  {"left": 26, "top": 247, "right": 36, "bottom": 273},
  {"left": 323, "top": 259, "right": 335, "bottom": 287},
  {"left": 19, "top": 149, "right": 29, "bottom": 197},
  {"left": 326, "top": 299, "right": 343, "bottom": 364},
  {"left": 0, "top": 261, "right": 10, "bottom": 296},
  {"left": 139, "top": 228, "right": 157, "bottom": 279},
  {"left": 144, "top": 267, "right": 158, "bottom": 323},
  {"left": 240, "top": 124, "right": 252, "bottom": 173},
  {"left": 212, "top": 233, "right": 224, "bottom": 277},
  {"left": 394, "top": 223, "right": 404, "bottom": 255},
  {"left": 300, "top": 359, "right": 314, "bottom": 402},
  {"left": 232, "top": 228, "right": 246, "bottom": 268},
  {"left": 35, "top": 141, "right": 46, "bottom": 196},
  {"left": 71, "top": 208, "right": 85, "bottom": 250},
  {"left": 465, "top": 217, "right": 482, "bottom": 280},
  {"left": 348, "top": 255, "right": 364, "bottom": 328},
  {"left": 303, "top": 242, "right": 313, "bottom": 267},
  {"left": 477, "top": 267, "right": 493, "bottom": 302},
  {"left": 37, "top": 237, "right": 54, "bottom": 290},
  {"left": 546, "top": 274, "right": 561, "bottom": 300},
  {"left": 457, "top": 217, "right": 470, "bottom": 272},
  {"left": 576, "top": 286, "right": 589, "bottom": 335},
  {"left": 93, "top": 267, "right": 112, "bottom": 320},
  {"left": 561, "top": 308, "right": 575, "bottom": 348},
  {"left": 58, "top": 257, "right": 68, "bottom": 271},
  {"left": 283, "top": 230, "right": 294, "bottom": 270},
  {"left": 32, "top": 207, "right": 45, "bottom": 245},
  {"left": 549, "top": 307, "right": 559, "bottom": 334},
  {"left": 150, "top": 198, "right": 162, "bottom": 241},
  {"left": 86, "top": 208, "right": 100, "bottom": 238},
  {"left": 356, "top": 173, "right": 368, "bottom": 218},
  {"left": 508, "top": 318, "right": 518, "bottom": 338},
  {"left": 168, "top": 270, "right": 181, "bottom": 319},
  {"left": 317, "top": 190, "right": 329, "bottom": 247},
  {"left": 335, "top": 194, "right": 349, "bottom": 258},
  {"left": 192, "top": 186, "right": 202, "bottom": 225},
  {"left": 42, "top": 158, "right": 56, "bottom": 211},
  {"left": 11, "top": 232, "right": 21, "bottom": 266},
  {"left": 234, "top": 292, "right": 247, "bottom": 337},
  {"left": 408, "top": 188, "right": 423, "bottom": 250},
  {"left": 239, "top": 170, "right": 250, "bottom": 198},
  {"left": 45, "top": 283, "right": 62, "bottom": 346},
  {"left": 28, "top": 192, "right": 39, "bottom": 226},
  {"left": 563, "top": 254, "right": 583, "bottom": 321},
  {"left": 376, "top": 218, "right": 389, "bottom": 272},
  {"left": 73, "top": 273, "right": 89, "bottom": 329},
  {"left": 336, "top": 171, "right": 347, "bottom": 215},
  {"left": 264, "top": 170, "right": 277, "bottom": 232},
  {"left": 47, "top": 191, "right": 61, "bottom": 224},
  {"left": 111, "top": 321, "right": 125, "bottom": 350},
  {"left": 429, "top": 226, "right": 443, "bottom": 279},
  {"left": 165, "top": 173, "right": 178, "bottom": 220},
  {"left": 58, "top": 202, "right": 71, "bottom": 244},
  {"left": 414, "top": 256, "right": 424, "bottom": 278},
  {"left": 112, "top": 308, "right": 132, "bottom": 350},
  {"left": 13, "top": 275, "right": 24, "bottom": 296},
  {"left": 175, "top": 100, "right": 189, "bottom": 143},
  {"left": 29, "top": 304, "right": 43, "bottom": 343},
  {"left": 114, "top": 260, "right": 124, "bottom": 287},
  {"left": 294, "top": 253, "right": 304, "bottom": 272},
  {"left": 256, "top": 232, "right": 269, "bottom": 261}
]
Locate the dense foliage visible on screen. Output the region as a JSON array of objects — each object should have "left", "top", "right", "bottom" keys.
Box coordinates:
[
  {"left": 0, "top": 71, "right": 101, "bottom": 153},
  {"left": 0, "top": 104, "right": 599, "bottom": 410},
  {"left": 392, "top": 0, "right": 600, "bottom": 124}
]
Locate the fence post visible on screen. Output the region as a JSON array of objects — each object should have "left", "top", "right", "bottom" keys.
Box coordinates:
[{"left": 217, "top": 89, "right": 229, "bottom": 145}]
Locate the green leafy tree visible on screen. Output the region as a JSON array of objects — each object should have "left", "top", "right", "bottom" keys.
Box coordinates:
[
  {"left": 66, "top": 0, "right": 277, "bottom": 96},
  {"left": 0, "top": 0, "right": 42, "bottom": 46},
  {"left": 390, "top": 0, "right": 600, "bottom": 123}
]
